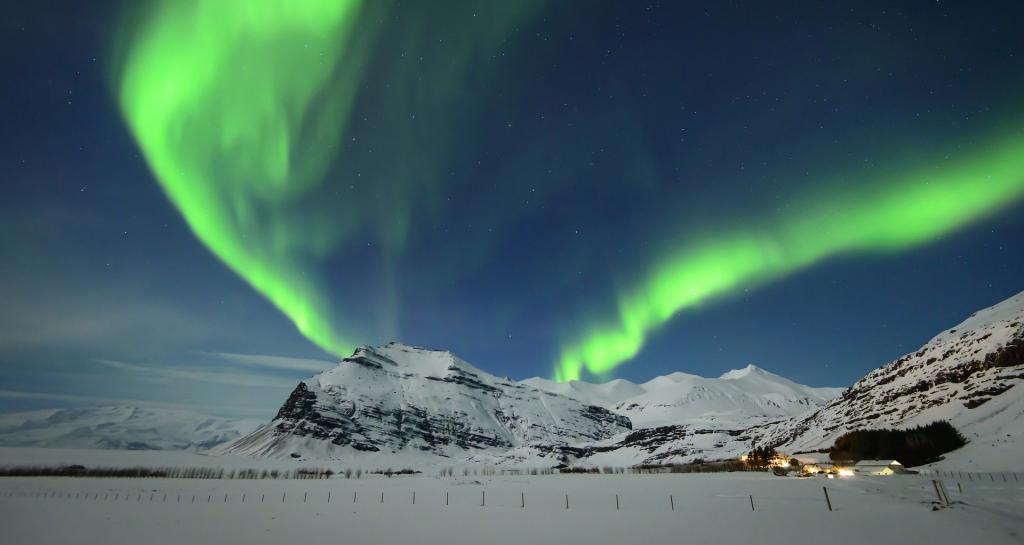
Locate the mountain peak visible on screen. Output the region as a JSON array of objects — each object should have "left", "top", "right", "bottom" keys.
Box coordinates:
[{"left": 719, "top": 363, "right": 766, "bottom": 380}]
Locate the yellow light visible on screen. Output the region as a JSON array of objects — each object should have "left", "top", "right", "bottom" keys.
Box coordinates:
[{"left": 838, "top": 468, "right": 855, "bottom": 477}]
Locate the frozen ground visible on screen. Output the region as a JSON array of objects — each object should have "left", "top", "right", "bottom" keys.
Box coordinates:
[{"left": 1, "top": 471, "right": 1022, "bottom": 545}]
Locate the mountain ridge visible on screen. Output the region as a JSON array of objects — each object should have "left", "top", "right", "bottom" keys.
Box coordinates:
[{"left": 0, "top": 406, "right": 263, "bottom": 451}]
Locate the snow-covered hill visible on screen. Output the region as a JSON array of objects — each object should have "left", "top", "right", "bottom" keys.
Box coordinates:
[
  {"left": 0, "top": 406, "right": 263, "bottom": 451},
  {"left": 216, "top": 343, "right": 631, "bottom": 461},
  {"left": 524, "top": 365, "right": 842, "bottom": 429},
  {"left": 765, "top": 291, "right": 1024, "bottom": 464}
]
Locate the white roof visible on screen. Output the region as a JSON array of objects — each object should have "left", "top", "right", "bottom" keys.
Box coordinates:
[{"left": 853, "top": 459, "right": 902, "bottom": 467}]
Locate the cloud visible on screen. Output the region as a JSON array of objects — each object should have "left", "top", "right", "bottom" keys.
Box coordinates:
[
  {"left": 95, "top": 359, "right": 297, "bottom": 389},
  {"left": 205, "top": 352, "right": 336, "bottom": 373}
]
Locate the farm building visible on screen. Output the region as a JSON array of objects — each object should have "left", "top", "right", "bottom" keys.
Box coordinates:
[
  {"left": 853, "top": 460, "right": 906, "bottom": 476},
  {"left": 794, "top": 453, "right": 836, "bottom": 474}
]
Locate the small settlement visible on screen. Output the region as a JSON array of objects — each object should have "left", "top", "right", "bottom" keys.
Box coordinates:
[{"left": 786, "top": 453, "right": 906, "bottom": 477}]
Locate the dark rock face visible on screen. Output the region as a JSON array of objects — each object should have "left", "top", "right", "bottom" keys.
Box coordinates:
[
  {"left": 579, "top": 405, "right": 632, "bottom": 431},
  {"left": 270, "top": 383, "right": 632, "bottom": 454},
  {"left": 424, "top": 366, "right": 500, "bottom": 393},
  {"left": 275, "top": 383, "right": 317, "bottom": 421},
  {"left": 273, "top": 386, "right": 513, "bottom": 452}
]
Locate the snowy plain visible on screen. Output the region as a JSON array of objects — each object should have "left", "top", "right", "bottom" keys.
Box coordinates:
[{"left": 2, "top": 471, "right": 1022, "bottom": 545}]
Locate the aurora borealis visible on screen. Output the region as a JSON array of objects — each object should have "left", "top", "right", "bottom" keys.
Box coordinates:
[
  {"left": 118, "top": 0, "right": 369, "bottom": 356},
  {"left": 556, "top": 132, "right": 1024, "bottom": 380},
  {"left": 116, "top": 0, "right": 541, "bottom": 358},
  {"left": 3, "top": 1, "right": 1024, "bottom": 413}
]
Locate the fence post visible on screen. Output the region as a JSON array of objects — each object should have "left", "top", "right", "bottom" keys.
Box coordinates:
[
  {"left": 749, "top": 495, "right": 755, "bottom": 511},
  {"left": 565, "top": 493, "right": 569, "bottom": 510},
  {"left": 481, "top": 490, "right": 485, "bottom": 507},
  {"left": 282, "top": 492, "right": 286, "bottom": 503},
  {"left": 381, "top": 491, "right": 384, "bottom": 504},
  {"left": 957, "top": 482, "right": 962, "bottom": 494},
  {"left": 615, "top": 494, "right": 619, "bottom": 511},
  {"left": 670, "top": 494, "right": 674, "bottom": 511},
  {"left": 446, "top": 491, "right": 449, "bottom": 506},
  {"left": 327, "top": 491, "right": 330, "bottom": 503},
  {"left": 931, "top": 480, "right": 946, "bottom": 506},
  {"left": 521, "top": 492, "right": 524, "bottom": 508}
]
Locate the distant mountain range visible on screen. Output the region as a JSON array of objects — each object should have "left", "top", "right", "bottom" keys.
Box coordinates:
[
  {"left": 0, "top": 406, "right": 262, "bottom": 451},
  {"left": 523, "top": 364, "right": 843, "bottom": 429}
]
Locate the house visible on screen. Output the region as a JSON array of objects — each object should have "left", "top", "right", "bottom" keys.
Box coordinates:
[
  {"left": 794, "top": 453, "right": 835, "bottom": 474},
  {"left": 853, "top": 459, "right": 905, "bottom": 476}
]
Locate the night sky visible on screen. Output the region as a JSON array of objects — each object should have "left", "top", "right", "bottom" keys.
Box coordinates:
[{"left": 2, "top": 1, "right": 1023, "bottom": 418}]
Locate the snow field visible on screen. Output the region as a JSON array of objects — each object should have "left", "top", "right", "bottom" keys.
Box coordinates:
[{"left": 1, "top": 473, "right": 1022, "bottom": 545}]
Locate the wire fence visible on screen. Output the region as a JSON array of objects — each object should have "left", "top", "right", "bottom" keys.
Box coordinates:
[
  {"left": 2, "top": 471, "right": 1019, "bottom": 515},
  {"left": 918, "top": 469, "right": 1023, "bottom": 483}
]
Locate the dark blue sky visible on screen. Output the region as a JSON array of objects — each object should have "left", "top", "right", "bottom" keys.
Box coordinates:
[{"left": 1, "top": 1, "right": 1022, "bottom": 418}]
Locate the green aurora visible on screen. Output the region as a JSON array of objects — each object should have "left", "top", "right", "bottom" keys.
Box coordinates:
[
  {"left": 114, "top": 0, "right": 1024, "bottom": 382},
  {"left": 118, "top": 0, "right": 369, "bottom": 356},
  {"left": 555, "top": 132, "right": 1024, "bottom": 380},
  {"left": 116, "top": 0, "right": 538, "bottom": 358}
]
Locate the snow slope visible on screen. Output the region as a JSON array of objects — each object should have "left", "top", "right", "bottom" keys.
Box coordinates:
[
  {"left": 766, "top": 290, "right": 1024, "bottom": 464},
  {"left": 0, "top": 406, "right": 263, "bottom": 451}
]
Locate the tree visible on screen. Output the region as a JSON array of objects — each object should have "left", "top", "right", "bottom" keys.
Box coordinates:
[{"left": 829, "top": 421, "right": 966, "bottom": 466}]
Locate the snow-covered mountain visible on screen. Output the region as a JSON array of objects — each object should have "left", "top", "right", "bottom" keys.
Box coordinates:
[
  {"left": 221, "top": 291, "right": 1024, "bottom": 468},
  {"left": 524, "top": 365, "right": 842, "bottom": 429},
  {"left": 0, "top": 406, "right": 263, "bottom": 451},
  {"left": 216, "top": 343, "right": 631, "bottom": 461},
  {"left": 765, "top": 290, "right": 1024, "bottom": 462},
  {"left": 219, "top": 343, "right": 836, "bottom": 466}
]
